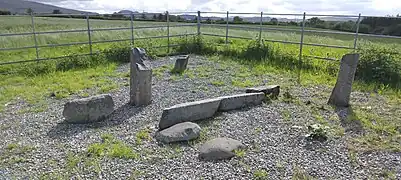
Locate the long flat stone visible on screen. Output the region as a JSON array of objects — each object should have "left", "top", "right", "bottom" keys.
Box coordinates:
[
  {"left": 245, "top": 85, "right": 280, "bottom": 98},
  {"left": 159, "top": 98, "right": 221, "bottom": 130},
  {"left": 218, "top": 92, "right": 265, "bottom": 112}
]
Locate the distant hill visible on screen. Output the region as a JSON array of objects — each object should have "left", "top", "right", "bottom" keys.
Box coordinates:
[{"left": 0, "top": 0, "right": 95, "bottom": 14}]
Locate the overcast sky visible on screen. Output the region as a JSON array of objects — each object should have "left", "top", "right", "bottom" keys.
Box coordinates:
[{"left": 33, "top": 0, "right": 401, "bottom": 16}]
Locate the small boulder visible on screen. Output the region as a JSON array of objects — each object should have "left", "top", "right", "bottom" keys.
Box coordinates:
[
  {"left": 155, "top": 122, "right": 201, "bottom": 143},
  {"left": 62, "top": 94, "right": 114, "bottom": 124},
  {"left": 246, "top": 85, "right": 280, "bottom": 98},
  {"left": 199, "top": 137, "right": 245, "bottom": 161},
  {"left": 172, "top": 55, "right": 189, "bottom": 73}
]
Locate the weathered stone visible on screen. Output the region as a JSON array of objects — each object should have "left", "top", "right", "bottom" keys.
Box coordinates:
[
  {"left": 172, "top": 55, "right": 189, "bottom": 73},
  {"left": 199, "top": 138, "right": 245, "bottom": 161},
  {"left": 246, "top": 85, "right": 280, "bottom": 98},
  {"left": 155, "top": 122, "right": 201, "bottom": 143},
  {"left": 62, "top": 94, "right": 114, "bottom": 124},
  {"left": 328, "top": 54, "right": 359, "bottom": 107},
  {"left": 159, "top": 98, "right": 221, "bottom": 130},
  {"left": 218, "top": 92, "right": 265, "bottom": 112},
  {"left": 130, "top": 47, "right": 152, "bottom": 106}
]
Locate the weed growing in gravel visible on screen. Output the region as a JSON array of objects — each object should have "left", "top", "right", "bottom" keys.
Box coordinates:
[
  {"left": 292, "top": 165, "right": 315, "bottom": 180},
  {"left": 253, "top": 169, "right": 268, "bottom": 179},
  {"left": 282, "top": 89, "right": 295, "bottom": 103},
  {"left": 254, "top": 127, "right": 262, "bottom": 134},
  {"left": 305, "top": 124, "right": 330, "bottom": 142},
  {"left": 135, "top": 127, "right": 152, "bottom": 145},
  {"left": 379, "top": 169, "right": 397, "bottom": 179},
  {"left": 130, "top": 170, "right": 145, "bottom": 179},
  {"left": 281, "top": 109, "right": 291, "bottom": 121},
  {"left": 276, "top": 160, "right": 285, "bottom": 171},
  {"left": 99, "top": 83, "right": 118, "bottom": 93},
  {"left": 1, "top": 143, "right": 35, "bottom": 166},
  {"left": 234, "top": 149, "right": 246, "bottom": 158},
  {"left": 231, "top": 78, "right": 258, "bottom": 88},
  {"left": 210, "top": 80, "right": 225, "bottom": 87},
  {"left": 347, "top": 149, "right": 359, "bottom": 167},
  {"left": 66, "top": 152, "right": 80, "bottom": 171},
  {"left": 87, "top": 134, "right": 139, "bottom": 159}
]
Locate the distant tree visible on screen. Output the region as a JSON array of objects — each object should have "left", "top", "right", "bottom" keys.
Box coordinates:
[
  {"left": 270, "top": 18, "right": 278, "bottom": 25},
  {"left": 206, "top": 18, "right": 211, "bottom": 24},
  {"left": 233, "top": 16, "right": 243, "bottom": 23},
  {"left": 141, "top": 13, "right": 146, "bottom": 19},
  {"left": 157, "top": 13, "right": 163, "bottom": 21},
  {"left": 308, "top": 17, "right": 324, "bottom": 26},
  {"left": 152, "top": 14, "right": 157, "bottom": 20},
  {"left": 52, "top": 9, "right": 62, "bottom": 14},
  {"left": 26, "top": 8, "right": 33, "bottom": 14},
  {"left": 0, "top": 10, "right": 11, "bottom": 15}
]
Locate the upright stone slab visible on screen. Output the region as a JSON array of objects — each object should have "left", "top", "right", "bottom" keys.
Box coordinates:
[
  {"left": 246, "top": 85, "right": 280, "bottom": 98},
  {"left": 130, "top": 47, "right": 152, "bottom": 106},
  {"left": 328, "top": 53, "right": 359, "bottom": 107},
  {"left": 172, "top": 55, "right": 189, "bottom": 73}
]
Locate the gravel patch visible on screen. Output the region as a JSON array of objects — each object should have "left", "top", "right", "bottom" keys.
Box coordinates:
[{"left": 0, "top": 55, "right": 400, "bottom": 179}]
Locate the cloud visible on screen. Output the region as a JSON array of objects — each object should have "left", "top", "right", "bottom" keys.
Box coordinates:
[{"left": 31, "top": 0, "right": 401, "bottom": 16}]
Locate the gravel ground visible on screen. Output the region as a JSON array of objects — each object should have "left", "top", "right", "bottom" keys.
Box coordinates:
[{"left": 0, "top": 55, "right": 400, "bottom": 179}]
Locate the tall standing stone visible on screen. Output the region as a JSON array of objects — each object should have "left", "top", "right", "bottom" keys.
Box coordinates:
[
  {"left": 328, "top": 53, "right": 360, "bottom": 107},
  {"left": 130, "top": 47, "right": 152, "bottom": 106}
]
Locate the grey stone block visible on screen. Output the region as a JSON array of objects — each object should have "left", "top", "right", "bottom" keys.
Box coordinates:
[
  {"left": 62, "top": 94, "right": 114, "bottom": 124},
  {"left": 155, "top": 122, "right": 201, "bottom": 143},
  {"left": 172, "top": 55, "right": 189, "bottom": 73},
  {"left": 130, "top": 47, "right": 152, "bottom": 106},
  {"left": 328, "top": 54, "right": 359, "bottom": 107},
  {"left": 159, "top": 98, "right": 221, "bottom": 130},
  {"left": 199, "top": 137, "right": 245, "bottom": 161},
  {"left": 246, "top": 85, "right": 280, "bottom": 98},
  {"left": 218, "top": 92, "right": 265, "bottom": 112}
]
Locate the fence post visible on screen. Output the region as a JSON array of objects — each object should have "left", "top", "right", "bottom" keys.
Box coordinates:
[
  {"left": 353, "top": 13, "right": 361, "bottom": 50},
  {"left": 130, "top": 12, "right": 134, "bottom": 47},
  {"left": 225, "top": 11, "right": 229, "bottom": 45},
  {"left": 30, "top": 12, "right": 39, "bottom": 61},
  {"left": 259, "top": 12, "right": 263, "bottom": 42},
  {"left": 167, "top": 11, "right": 170, "bottom": 54},
  {"left": 86, "top": 13, "right": 93, "bottom": 55},
  {"left": 298, "top": 12, "right": 306, "bottom": 84},
  {"left": 197, "top": 11, "right": 201, "bottom": 36}
]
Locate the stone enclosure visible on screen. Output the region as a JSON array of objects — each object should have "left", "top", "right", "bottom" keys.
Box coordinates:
[{"left": 61, "top": 48, "right": 359, "bottom": 161}]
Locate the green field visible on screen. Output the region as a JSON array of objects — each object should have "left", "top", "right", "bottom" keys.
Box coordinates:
[{"left": 0, "top": 16, "right": 401, "bottom": 111}]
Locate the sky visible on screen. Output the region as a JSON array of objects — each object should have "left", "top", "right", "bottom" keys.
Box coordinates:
[{"left": 32, "top": 0, "right": 401, "bottom": 17}]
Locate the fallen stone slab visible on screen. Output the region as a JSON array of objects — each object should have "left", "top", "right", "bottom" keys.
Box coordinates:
[
  {"left": 155, "top": 122, "right": 201, "bottom": 143},
  {"left": 246, "top": 85, "right": 280, "bottom": 98},
  {"left": 63, "top": 94, "right": 115, "bottom": 124},
  {"left": 199, "top": 137, "right": 245, "bottom": 161},
  {"left": 159, "top": 98, "right": 221, "bottom": 130},
  {"left": 218, "top": 92, "right": 265, "bottom": 112}
]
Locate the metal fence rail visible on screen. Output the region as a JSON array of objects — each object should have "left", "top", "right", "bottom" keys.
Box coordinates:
[{"left": 0, "top": 11, "right": 400, "bottom": 68}]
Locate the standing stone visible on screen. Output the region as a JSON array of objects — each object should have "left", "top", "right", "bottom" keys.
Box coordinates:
[
  {"left": 63, "top": 94, "right": 115, "bottom": 124},
  {"left": 155, "top": 122, "right": 201, "bottom": 143},
  {"left": 199, "top": 137, "right": 245, "bottom": 161},
  {"left": 172, "top": 55, "right": 189, "bottom": 73},
  {"left": 130, "top": 47, "right": 152, "bottom": 106},
  {"left": 328, "top": 53, "right": 360, "bottom": 107}
]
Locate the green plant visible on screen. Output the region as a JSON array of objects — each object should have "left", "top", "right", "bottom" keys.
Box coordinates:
[
  {"left": 253, "top": 169, "right": 268, "bottom": 179},
  {"left": 87, "top": 134, "right": 139, "bottom": 159},
  {"left": 305, "top": 124, "right": 330, "bottom": 142},
  {"left": 135, "top": 127, "right": 152, "bottom": 145}
]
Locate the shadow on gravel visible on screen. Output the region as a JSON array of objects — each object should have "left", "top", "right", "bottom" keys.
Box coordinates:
[
  {"left": 47, "top": 103, "right": 144, "bottom": 139},
  {"left": 334, "top": 106, "right": 364, "bottom": 134}
]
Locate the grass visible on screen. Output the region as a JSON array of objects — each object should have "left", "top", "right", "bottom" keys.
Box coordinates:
[
  {"left": 1, "top": 143, "right": 35, "bottom": 166},
  {"left": 87, "top": 133, "right": 139, "bottom": 160},
  {"left": 253, "top": 169, "right": 268, "bottom": 179}
]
